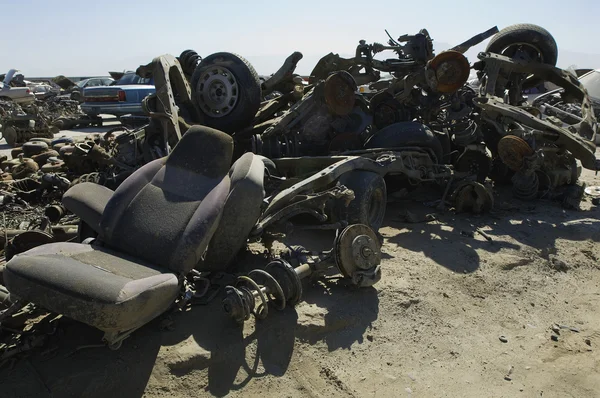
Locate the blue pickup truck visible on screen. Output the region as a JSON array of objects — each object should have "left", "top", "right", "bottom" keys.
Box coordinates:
[{"left": 80, "top": 72, "right": 155, "bottom": 117}]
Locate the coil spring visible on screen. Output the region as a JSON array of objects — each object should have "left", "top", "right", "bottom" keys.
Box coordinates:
[
  {"left": 451, "top": 119, "right": 479, "bottom": 147},
  {"left": 223, "top": 260, "right": 302, "bottom": 323},
  {"left": 251, "top": 134, "right": 302, "bottom": 158},
  {"left": 179, "top": 50, "right": 202, "bottom": 76},
  {"left": 512, "top": 171, "right": 539, "bottom": 200}
]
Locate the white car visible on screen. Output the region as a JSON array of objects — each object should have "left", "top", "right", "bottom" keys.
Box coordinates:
[{"left": 0, "top": 69, "right": 36, "bottom": 105}]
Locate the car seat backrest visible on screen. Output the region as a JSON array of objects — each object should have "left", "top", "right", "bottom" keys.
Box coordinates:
[{"left": 99, "top": 126, "right": 233, "bottom": 274}]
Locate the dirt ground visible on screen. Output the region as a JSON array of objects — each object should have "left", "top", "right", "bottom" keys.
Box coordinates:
[{"left": 1, "top": 153, "right": 599, "bottom": 398}]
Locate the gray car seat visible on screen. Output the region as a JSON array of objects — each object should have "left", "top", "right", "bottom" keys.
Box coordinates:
[
  {"left": 3, "top": 125, "right": 233, "bottom": 347},
  {"left": 200, "top": 152, "right": 266, "bottom": 271}
]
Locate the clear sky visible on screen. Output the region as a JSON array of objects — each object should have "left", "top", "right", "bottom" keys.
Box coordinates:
[{"left": 2, "top": 0, "right": 599, "bottom": 77}]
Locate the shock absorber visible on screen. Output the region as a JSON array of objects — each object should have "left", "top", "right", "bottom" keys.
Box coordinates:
[
  {"left": 222, "top": 224, "right": 382, "bottom": 323},
  {"left": 511, "top": 170, "right": 539, "bottom": 200},
  {"left": 451, "top": 119, "right": 479, "bottom": 147}
]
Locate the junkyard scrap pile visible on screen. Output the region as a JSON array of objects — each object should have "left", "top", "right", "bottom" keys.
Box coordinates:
[{"left": 0, "top": 23, "right": 599, "bottom": 397}]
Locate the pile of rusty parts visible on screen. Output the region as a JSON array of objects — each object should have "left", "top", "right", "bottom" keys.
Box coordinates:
[
  {"left": 0, "top": 96, "right": 101, "bottom": 147},
  {"left": 0, "top": 23, "right": 598, "bottom": 360}
]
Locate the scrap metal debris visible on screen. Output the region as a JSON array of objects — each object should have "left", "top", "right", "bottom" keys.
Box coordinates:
[{"left": 0, "top": 22, "right": 598, "bottom": 361}]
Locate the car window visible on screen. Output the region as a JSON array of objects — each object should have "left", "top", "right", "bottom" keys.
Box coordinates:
[
  {"left": 103, "top": 79, "right": 113, "bottom": 85},
  {"left": 116, "top": 73, "right": 154, "bottom": 85}
]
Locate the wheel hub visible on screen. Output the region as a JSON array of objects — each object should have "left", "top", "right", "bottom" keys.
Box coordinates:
[
  {"left": 497, "top": 135, "right": 534, "bottom": 172},
  {"left": 195, "top": 66, "right": 239, "bottom": 118}
]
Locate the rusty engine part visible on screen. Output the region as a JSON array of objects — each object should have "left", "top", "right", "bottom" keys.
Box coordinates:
[
  {"left": 0, "top": 100, "right": 56, "bottom": 147},
  {"left": 473, "top": 48, "right": 597, "bottom": 205},
  {"left": 247, "top": 71, "right": 372, "bottom": 158},
  {"left": 222, "top": 224, "right": 381, "bottom": 323}
]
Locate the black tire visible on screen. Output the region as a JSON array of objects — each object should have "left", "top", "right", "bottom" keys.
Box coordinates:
[
  {"left": 70, "top": 91, "right": 81, "bottom": 102},
  {"left": 338, "top": 171, "right": 387, "bottom": 231},
  {"left": 486, "top": 24, "right": 558, "bottom": 66},
  {"left": 191, "top": 52, "right": 262, "bottom": 134},
  {"left": 365, "top": 122, "right": 444, "bottom": 163},
  {"left": 22, "top": 141, "right": 49, "bottom": 156}
]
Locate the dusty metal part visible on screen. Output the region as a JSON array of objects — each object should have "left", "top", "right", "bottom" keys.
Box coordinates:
[
  {"left": 334, "top": 224, "right": 382, "bottom": 287},
  {"left": 137, "top": 54, "right": 199, "bottom": 153},
  {"left": 222, "top": 224, "right": 382, "bottom": 323},
  {"left": 426, "top": 51, "right": 471, "bottom": 94},
  {"left": 324, "top": 71, "right": 357, "bottom": 116},
  {"left": 252, "top": 185, "right": 354, "bottom": 237},
  {"left": 455, "top": 147, "right": 491, "bottom": 183},
  {"left": 261, "top": 51, "right": 303, "bottom": 95},
  {"left": 451, "top": 181, "right": 494, "bottom": 213},
  {"left": 497, "top": 135, "right": 535, "bottom": 172},
  {"left": 511, "top": 170, "right": 539, "bottom": 200},
  {"left": 449, "top": 26, "right": 499, "bottom": 54},
  {"left": 474, "top": 52, "right": 598, "bottom": 170}
]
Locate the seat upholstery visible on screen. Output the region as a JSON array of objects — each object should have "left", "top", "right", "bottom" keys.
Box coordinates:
[
  {"left": 201, "top": 152, "right": 265, "bottom": 271},
  {"left": 5, "top": 243, "right": 179, "bottom": 331},
  {"left": 63, "top": 182, "right": 114, "bottom": 235},
  {"left": 4, "top": 126, "right": 234, "bottom": 334}
]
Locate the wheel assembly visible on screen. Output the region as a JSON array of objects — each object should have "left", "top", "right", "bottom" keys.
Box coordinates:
[
  {"left": 222, "top": 224, "right": 382, "bottom": 323},
  {"left": 486, "top": 23, "right": 558, "bottom": 66},
  {"left": 191, "top": 52, "right": 262, "bottom": 133}
]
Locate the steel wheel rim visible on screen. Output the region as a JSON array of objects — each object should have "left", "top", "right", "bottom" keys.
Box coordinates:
[{"left": 196, "top": 66, "right": 238, "bottom": 118}]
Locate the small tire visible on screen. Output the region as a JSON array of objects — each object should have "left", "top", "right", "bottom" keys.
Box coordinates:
[
  {"left": 191, "top": 52, "right": 262, "bottom": 134},
  {"left": 338, "top": 171, "right": 387, "bottom": 231},
  {"left": 486, "top": 24, "right": 558, "bottom": 66},
  {"left": 22, "top": 141, "right": 49, "bottom": 156}
]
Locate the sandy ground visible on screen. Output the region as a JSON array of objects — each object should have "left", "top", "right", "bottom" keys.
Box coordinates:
[{"left": 0, "top": 141, "right": 599, "bottom": 397}]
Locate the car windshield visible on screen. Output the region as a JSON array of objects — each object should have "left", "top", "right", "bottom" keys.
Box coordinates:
[
  {"left": 76, "top": 79, "right": 89, "bottom": 88},
  {"left": 579, "top": 70, "right": 600, "bottom": 100},
  {"left": 116, "top": 73, "right": 153, "bottom": 85}
]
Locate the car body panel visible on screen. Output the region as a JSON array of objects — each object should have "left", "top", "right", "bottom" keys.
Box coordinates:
[{"left": 81, "top": 73, "right": 155, "bottom": 117}]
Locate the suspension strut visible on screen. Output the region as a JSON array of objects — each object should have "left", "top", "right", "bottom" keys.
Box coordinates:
[{"left": 222, "top": 224, "right": 382, "bottom": 323}]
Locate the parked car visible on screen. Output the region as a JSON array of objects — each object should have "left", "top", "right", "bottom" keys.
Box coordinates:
[
  {"left": 0, "top": 69, "right": 35, "bottom": 105},
  {"left": 80, "top": 72, "right": 155, "bottom": 117},
  {"left": 70, "top": 77, "right": 114, "bottom": 102}
]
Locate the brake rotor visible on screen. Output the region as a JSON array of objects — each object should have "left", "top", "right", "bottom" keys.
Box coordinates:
[
  {"left": 334, "top": 224, "right": 381, "bottom": 278},
  {"left": 324, "top": 71, "right": 357, "bottom": 116},
  {"left": 451, "top": 181, "right": 494, "bottom": 214},
  {"left": 427, "top": 50, "right": 471, "bottom": 93},
  {"left": 497, "top": 135, "right": 534, "bottom": 172}
]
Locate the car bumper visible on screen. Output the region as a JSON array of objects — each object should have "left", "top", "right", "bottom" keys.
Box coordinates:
[{"left": 81, "top": 103, "right": 144, "bottom": 117}]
